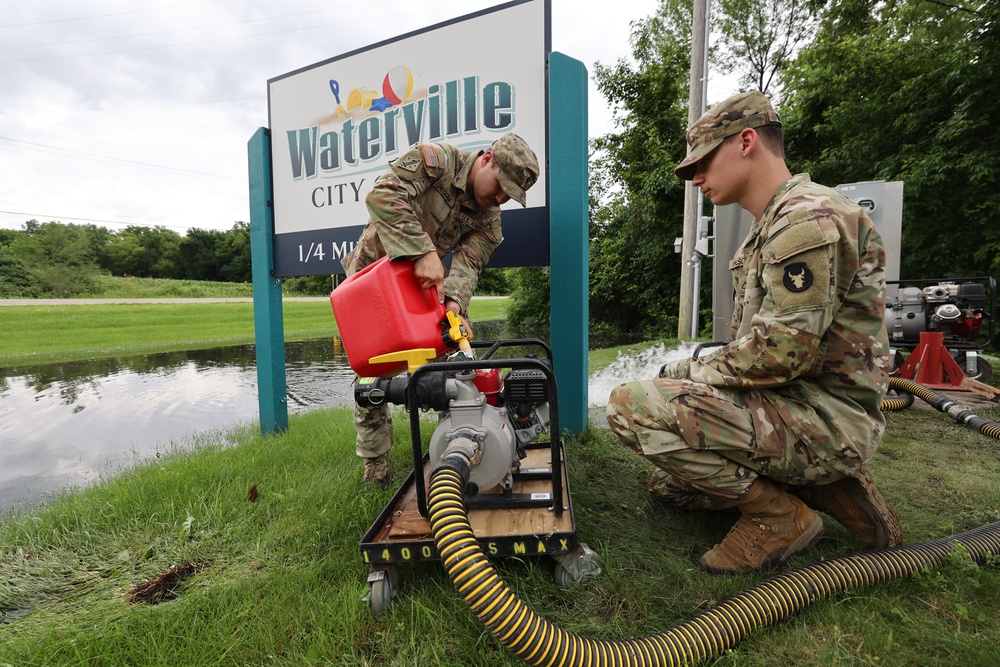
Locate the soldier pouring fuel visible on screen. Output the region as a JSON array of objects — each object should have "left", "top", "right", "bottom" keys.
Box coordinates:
[
  {"left": 606, "top": 91, "right": 903, "bottom": 574},
  {"left": 341, "top": 133, "right": 539, "bottom": 488}
]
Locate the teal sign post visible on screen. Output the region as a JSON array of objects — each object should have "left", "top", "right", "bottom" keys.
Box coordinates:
[
  {"left": 547, "top": 52, "right": 589, "bottom": 433},
  {"left": 248, "top": 127, "right": 288, "bottom": 434}
]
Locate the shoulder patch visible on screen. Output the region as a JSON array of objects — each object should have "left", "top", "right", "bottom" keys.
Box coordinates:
[
  {"left": 420, "top": 144, "right": 440, "bottom": 168},
  {"left": 782, "top": 262, "right": 814, "bottom": 292},
  {"left": 764, "top": 216, "right": 841, "bottom": 264},
  {"left": 394, "top": 154, "right": 423, "bottom": 173}
]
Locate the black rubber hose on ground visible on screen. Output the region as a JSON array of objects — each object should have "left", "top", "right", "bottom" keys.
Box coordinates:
[
  {"left": 885, "top": 376, "right": 1000, "bottom": 440},
  {"left": 428, "top": 453, "right": 1000, "bottom": 667},
  {"left": 880, "top": 389, "right": 914, "bottom": 411}
]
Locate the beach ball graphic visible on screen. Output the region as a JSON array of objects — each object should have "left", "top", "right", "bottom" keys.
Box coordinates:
[{"left": 382, "top": 65, "right": 413, "bottom": 105}]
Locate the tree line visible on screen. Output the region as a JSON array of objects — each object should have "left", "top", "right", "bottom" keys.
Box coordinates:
[{"left": 0, "top": 221, "right": 252, "bottom": 297}]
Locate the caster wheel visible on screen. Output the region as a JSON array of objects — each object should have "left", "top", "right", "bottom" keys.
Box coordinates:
[
  {"left": 552, "top": 543, "right": 601, "bottom": 588},
  {"left": 954, "top": 352, "right": 992, "bottom": 383},
  {"left": 553, "top": 562, "right": 575, "bottom": 589},
  {"left": 364, "top": 565, "right": 398, "bottom": 616}
]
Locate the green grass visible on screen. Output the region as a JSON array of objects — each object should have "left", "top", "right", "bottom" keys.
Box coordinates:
[
  {"left": 88, "top": 275, "right": 256, "bottom": 298},
  {"left": 0, "top": 298, "right": 507, "bottom": 367},
  {"left": 2, "top": 403, "right": 1000, "bottom": 666},
  {"left": 2, "top": 292, "right": 1000, "bottom": 665}
]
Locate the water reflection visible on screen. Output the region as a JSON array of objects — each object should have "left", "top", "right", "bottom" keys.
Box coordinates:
[{"left": 0, "top": 339, "right": 355, "bottom": 511}]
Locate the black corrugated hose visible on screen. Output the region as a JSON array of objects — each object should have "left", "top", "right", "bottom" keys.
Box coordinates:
[
  {"left": 884, "top": 376, "right": 1000, "bottom": 439},
  {"left": 428, "top": 453, "right": 1000, "bottom": 667}
]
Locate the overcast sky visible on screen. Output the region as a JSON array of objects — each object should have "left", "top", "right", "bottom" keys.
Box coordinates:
[{"left": 1, "top": 0, "right": 735, "bottom": 235}]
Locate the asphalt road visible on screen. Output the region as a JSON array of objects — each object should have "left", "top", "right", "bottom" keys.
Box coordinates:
[{"left": 0, "top": 297, "right": 329, "bottom": 306}]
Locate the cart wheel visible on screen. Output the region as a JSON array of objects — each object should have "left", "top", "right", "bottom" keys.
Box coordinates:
[
  {"left": 552, "top": 562, "right": 575, "bottom": 589},
  {"left": 364, "top": 565, "right": 398, "bottom": 616},
  {"left": 369, "top": 577, "right": 392, "bottom": 616},
  {"left": 954, "top": 352, "right": 993, "bottom": 383},
  {"left": 888, "top": 350, "right": 906, "bottom": 376},
  {"left": 552, "top": 543, "right": 601, "bottom": 588}
]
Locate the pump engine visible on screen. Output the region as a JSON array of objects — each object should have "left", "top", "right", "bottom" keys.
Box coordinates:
[
  {"left": 885, "top": 277, "right": 996, "bottom": 381},
  {"left": 355, "top": 357, "right": 551, "bottom": 496}
]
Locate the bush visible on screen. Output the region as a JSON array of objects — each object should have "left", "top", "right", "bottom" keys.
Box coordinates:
[
  {"left": 0, "top": 248, "right": 41, "bottom": 297},
  {"left": 283, "top": 274, "right": 336, "bottom": 296},
  {"left": 505, "top": 267, "right": 550, "bottom": 335},
  {"left": 475, "top": 267, "right": 509, "bottom": 295}
]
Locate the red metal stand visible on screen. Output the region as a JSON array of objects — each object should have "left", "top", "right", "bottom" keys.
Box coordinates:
[{"left": 895, "top": 331, "right": 965, "bottom": 389}]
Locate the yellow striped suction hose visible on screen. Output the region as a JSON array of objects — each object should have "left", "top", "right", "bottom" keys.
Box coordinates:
[
  {"left": 884, "top": 376, "right": 1000, "bottom": 439},
  {"left": 428, "top": 453, "right": 1000, "bottom": 667}
]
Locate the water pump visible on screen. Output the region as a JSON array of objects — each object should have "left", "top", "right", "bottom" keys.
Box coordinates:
[
  {"left": 355, "top": 356, "right": 551, "bottom": 495},
  {"left": 885, "top": 276, "right": 996, "bottom": 381}
]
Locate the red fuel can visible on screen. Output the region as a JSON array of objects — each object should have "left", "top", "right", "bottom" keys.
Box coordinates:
[{"left": 331, "top": 256, "right": 449, "bottom": 377}]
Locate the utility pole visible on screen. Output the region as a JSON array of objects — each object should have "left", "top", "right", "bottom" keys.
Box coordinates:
[{"left": 677, "top": 0, "right": 709, "bottom": 340}]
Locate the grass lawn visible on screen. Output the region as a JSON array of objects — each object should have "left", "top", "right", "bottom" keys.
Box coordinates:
[
  {"left": 0, "top": 297, "right": 508, "bottom": 367},
  {"left": 2, "top": 365, "right": 1000, "bottom": 665},
  {"left": 1, "top": 402, "right": 999, "bottom": 666},
  {"left": 2, "top": 293, "right": 1000, "bottom": 665}
]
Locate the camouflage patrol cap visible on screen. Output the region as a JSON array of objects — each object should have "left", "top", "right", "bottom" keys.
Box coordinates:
[
  {"left": 490, "top": 133, "right": 539, "bottom": 207},
  {"left": 674, "top": 91, "right": 781, "bottom": 180}
]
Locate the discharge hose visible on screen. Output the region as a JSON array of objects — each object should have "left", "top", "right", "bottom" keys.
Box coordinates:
[
  {"left": 428, "top": 452, "right": 1000, "bottom": 667},
  {"left": 884, "top": 377, "right": 1000, "bottom": 440}
]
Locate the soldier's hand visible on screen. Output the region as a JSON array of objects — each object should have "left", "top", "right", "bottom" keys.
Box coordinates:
[{"left": 414, "top": 251, "right": 446, "bottom": 301}]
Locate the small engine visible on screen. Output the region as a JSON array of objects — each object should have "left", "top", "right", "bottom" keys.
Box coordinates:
[
  {"left": 354, "top": 358, "right": 551, "bottom": 496},
  {"left": 884, "top": 279, "right": 991, "bottom": 348}
]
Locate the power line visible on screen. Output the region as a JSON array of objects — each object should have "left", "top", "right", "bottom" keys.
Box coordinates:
[
  {"left": 0, "top": 136, "right": 237, "bottom": 180},
  {"left": 0, "top": 16, "right": 365, "bottom": 64},
  {"left": 0, "top": 5, "right": 338, "bottom": 50},
  {"left": 0, "top": 2, "right": 461, "bottom": 64},
  {"left": 0, "top": 0, "right": 223, "bottom": 29},
  {"left": 0, "top": 96, "right": 266, "bottom": 115}
]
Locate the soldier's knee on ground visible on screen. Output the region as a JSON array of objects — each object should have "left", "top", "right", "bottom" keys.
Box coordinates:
[{"left": 606, "top": 383, "right": 646, "bottom": 451}]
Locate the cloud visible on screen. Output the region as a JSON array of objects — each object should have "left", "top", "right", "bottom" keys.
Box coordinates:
[{"left": 0, "top": 0, "right": 661, "bottom": 233}]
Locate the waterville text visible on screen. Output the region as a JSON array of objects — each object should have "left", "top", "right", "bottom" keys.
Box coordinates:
[{"left": 286, "top": 76, "right": 516, "bottom": 182}]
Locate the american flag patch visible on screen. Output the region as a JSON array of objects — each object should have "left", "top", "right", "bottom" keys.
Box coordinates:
[{"left": 420, "top": 144, "right": 439, "bottom": 168}]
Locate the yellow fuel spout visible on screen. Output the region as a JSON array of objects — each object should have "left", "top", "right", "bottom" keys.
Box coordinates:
[{"left": 444, "top": 311, "right": 474, "bottom": 358}]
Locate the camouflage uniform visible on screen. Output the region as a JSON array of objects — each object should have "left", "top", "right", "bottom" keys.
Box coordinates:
[
  {"left": 342, "top": 133, "right": 538, "bottom": 460},
  {"left": 607, "top": 174, "right": 890, "bottom": 502}
]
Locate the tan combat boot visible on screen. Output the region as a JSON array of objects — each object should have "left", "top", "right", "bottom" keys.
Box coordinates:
[
  {"left": 789, "top": 465, "right": 903, "bottom": 549},
  {"left": 700, "top": 477, "right": 824, "bottom": 574},
  {"left": 361, "top": 455, "right": 390, "bottom": 488}
]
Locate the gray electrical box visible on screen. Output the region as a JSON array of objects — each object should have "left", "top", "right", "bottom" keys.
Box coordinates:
[
  {"left": 711, "top": 203, "right": 753, "bottom": 341},
  {"left": 835, "top": 180, "right": 903, "bottom": 299},
  {"left": 710, "top": 180, "right": 904, "bottom": 341}
]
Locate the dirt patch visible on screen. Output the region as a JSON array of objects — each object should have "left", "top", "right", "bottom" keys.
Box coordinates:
[{"left": 126, "top": 562, "right": 202, "bottom": 604}]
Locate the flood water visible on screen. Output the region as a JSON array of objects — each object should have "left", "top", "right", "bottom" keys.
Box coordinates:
[
  {"left": 0, "top": 338, "right": 356, "bottom": 511},
  {"left": 0, "top": 326, "right": 692, "bottom": 513}
]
